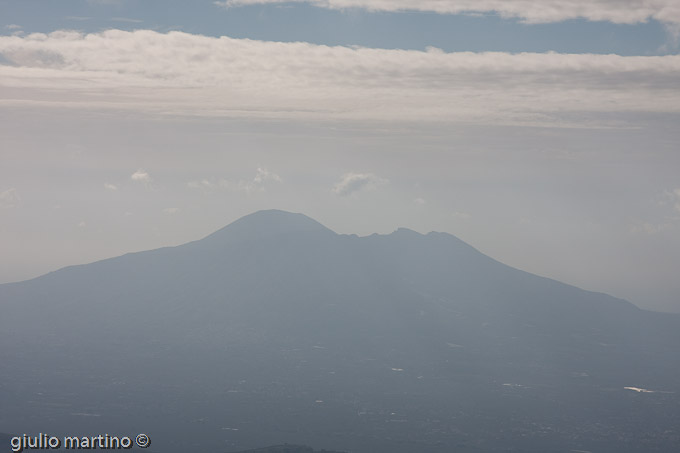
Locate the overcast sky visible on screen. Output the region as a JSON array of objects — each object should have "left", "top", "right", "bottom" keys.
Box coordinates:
[{"left": 1, "top": 0, "right": 679, "bottom": 312}]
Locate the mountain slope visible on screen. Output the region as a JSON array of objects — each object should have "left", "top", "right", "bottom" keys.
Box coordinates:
[{"left": 1, "top": 210, "right": 678, "bottom": 453}]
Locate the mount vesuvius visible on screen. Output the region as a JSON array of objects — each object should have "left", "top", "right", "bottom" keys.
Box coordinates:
[{"left": 1, "top": 210, "right": 678, "bottom": 453}]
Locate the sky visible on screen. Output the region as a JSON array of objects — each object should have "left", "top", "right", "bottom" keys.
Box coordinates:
[{"left": 0, "top": 0, "right": 679, "bottom": 312}]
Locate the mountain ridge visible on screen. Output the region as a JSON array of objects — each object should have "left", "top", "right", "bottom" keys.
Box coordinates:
[
  {"left": 0, "top": 209, "right": 640, "bottom": 315},
  {"left": 1, "top": 210, "right": 678, "bottom": 453}
]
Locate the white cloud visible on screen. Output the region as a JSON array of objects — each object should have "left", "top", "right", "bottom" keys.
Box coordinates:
[
  {"left": 333, "top": 172, "right": 388, "bottom": 196},
  {"left": 414, "top": 197, "right": 426, "bottom": 205},
  {"left": 77, "top": 221, "right": 87, "bottom": 228},
  {"left": 0, "top": 188, "right": 20, "bottom": 208},
  {"left": 453, "top": 211, "right": 472, "bottom": 220},
  {"left": 104, "top": 183, "right": 118, "bottom": 191},
  {"left": 163, "top": 207, "right": 180, "bottom": 214},
  {"left": 187, "top": 180, "right": 214, "bottom": 190},
  {"left": 674, "top": 188, "right": 680, "bottom": 212},
  {"left": 131, "top": 169, "right": 151, "bottom": 183},
  {"left": 216, "top": 0, "right": 680, "bottom": 25},
  {"left": 253, "top": 167, "right": 282, "bottom": 184},
  {"left": 187, "top": 168, "right": 282, "bottom": 194},
  {"left": 1, "top": 30, "right": 679, "bottom": 126},
  {"left": 186, "top": 179, "right": 235, "bottom": 191},
  {"left": 5, "top": 24, "right": 22, "bottom": 30}
]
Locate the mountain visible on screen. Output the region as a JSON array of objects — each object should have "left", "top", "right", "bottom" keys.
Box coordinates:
[{"left": 1, "top": 210, "right": 679, "bottom": 453}]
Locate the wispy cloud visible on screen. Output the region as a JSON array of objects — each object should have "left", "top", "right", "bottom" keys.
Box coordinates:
[
  {"left": 630, "top": 222, "right": 672, "bottom": 235},
  {"left": 253, "top": 167, "right": 282, "bottom": 184},
  {"left": 187, "top": 179, "right": 215, "bottom": 190},
  {"left": 0, "top": 188, "right": 20, "bottom": 209},
  {"left": 1, "top": 30, "right": 679, "bottom": 126},
  {"left": 333, "top": 172, "right": 388, "bottom": 196},
  {"left": 163, "top": 207, "right": 180, "bottom": 214},
  {"left": 131, "top": 169, "right": 151, "bottom": 183},
  {"left": 187, "top": 168, "right": 282, "bottom": 194},
  {"left": 216, "top": 0, "right": 680, "bottom": 25},
  {"left": 631, "top": 189, "right": 680, "bottom": 234},
  {"left": 658, "top": 188, "right": 680, "bottom": 213},
  {"left": 104, "top": 183, "right": 118, "bottom": 191}
]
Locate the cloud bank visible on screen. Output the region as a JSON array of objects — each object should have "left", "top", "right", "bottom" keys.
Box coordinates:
[
  {"left": 1, "top": 30, "right": 679, "bottom": 125},
  {"left": 216, "top": 0, "right": 680, "bottom": 25}
]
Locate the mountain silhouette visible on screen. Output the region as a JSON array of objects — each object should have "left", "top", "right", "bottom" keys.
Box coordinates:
[{"left": 1, "top": 210, "right": 678, "bottom": 453}]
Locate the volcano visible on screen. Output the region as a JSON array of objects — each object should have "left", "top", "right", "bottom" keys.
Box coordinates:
[{"left": 1, "top": 210, "right": 678, "bottom": 453}]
